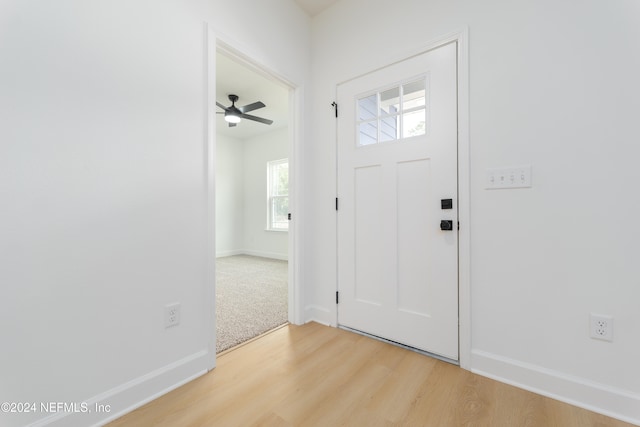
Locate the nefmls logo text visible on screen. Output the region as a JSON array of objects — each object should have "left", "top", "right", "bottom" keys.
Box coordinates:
[{"left": 41, "top": 402, "right": 90, "bottom": 413}]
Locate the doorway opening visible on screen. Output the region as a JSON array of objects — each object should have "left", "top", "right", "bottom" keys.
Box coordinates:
[{"left": 214, "top": 49, "right": 292, "bottom": 353}]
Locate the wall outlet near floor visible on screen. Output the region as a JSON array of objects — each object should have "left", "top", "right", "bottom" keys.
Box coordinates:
[
  {"left": 590, "top": 313, "right": 613, "bottom": 342},
  {"left": 165, "top": 303, "right": 181, "bottom": 328}
]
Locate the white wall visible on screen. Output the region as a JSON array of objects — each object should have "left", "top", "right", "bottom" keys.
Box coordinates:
[
  {"left": 243, "top": 128, "right": 290, "bottom": 260},
  {"left": 306, "top": 0, "right": 640, "bottom": 424},
  {"left": 216, "top": 134, "right": 245, "bottom": 256},
  {"left": 0, "top": 1, "right": 309, "bottom": 426},
  {"left": 216, "top": 128, "right": 289, "bottom": 260}
]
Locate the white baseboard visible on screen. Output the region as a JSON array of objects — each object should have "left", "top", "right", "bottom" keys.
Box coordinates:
[
  {"left": 28, "top": 350, "right": 209, "bottom": 427},
  {"left": 216, "top": 250, "right": 288, "bottom": 261},
  {"left": 304, "top": 305, "right": 333, "bottom": 326},
  {"left": 471, "top": 350, "right": 640, "bottom": 426},
  {"left": 241, "top": 250, "right": 288, "bottom": 261},
  {"left": 216, "top": 249, "right": 244, "bottom": 258}
]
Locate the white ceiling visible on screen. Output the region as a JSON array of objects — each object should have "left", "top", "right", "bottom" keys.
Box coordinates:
[
  {"left": 293, "top": 0, "right": 340, "bottom": 16},
  {"left": 216, "top": 53, "right": 289, "bottom": 140}
]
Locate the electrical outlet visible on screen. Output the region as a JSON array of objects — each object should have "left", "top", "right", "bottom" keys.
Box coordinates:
[
  {"left": 590, "top": 313, "right": 613, "bottom": 342},
  {"left": 165, "top": 303, "right": 181, "bottom": 328}
]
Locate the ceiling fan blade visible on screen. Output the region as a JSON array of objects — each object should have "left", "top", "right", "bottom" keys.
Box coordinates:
[
  {"left": 238, "top": 101, "right": 265, "bottom": 114},
  {"left": 240, "top": 113, "right": 273, "bottom": 125},
  {"left": 216, "top": 101, "right": 229, "bottom": 111}
]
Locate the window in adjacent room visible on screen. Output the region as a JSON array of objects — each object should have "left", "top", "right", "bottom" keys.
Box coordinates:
[{"left": 267, "top": 158, "right": 289, "bottom": 231}]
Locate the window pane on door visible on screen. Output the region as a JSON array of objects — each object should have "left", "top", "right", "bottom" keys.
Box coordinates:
[
  {"left": 358, "top": 95, "right": 377, "bottom": 121},
  {"left": 403, "top": 109, "right": 426, "bottom": 138},
  {"left": 380, "top": 115, "right": 399, "bottom": 142},
  {"left": 356, "top": 76, "right": 427, "bottom": 146},
  {"left": 380, "top": 87, "right": 400, "bottom": 116},
  {"left": 402, "top": 80, "right": 426, "bottom": 110},
  {"left": 358, "top": 121, "right": 377, "bottom": 146}
]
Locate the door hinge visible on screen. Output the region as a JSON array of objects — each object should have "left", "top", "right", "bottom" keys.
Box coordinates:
[
  {"left": 288, "top": 213, "right": 292, "bottom": 221},
  {"left": 331, "top": 101, "right": 338, "bottom": 118},
  {"left": 336, "top": 291, "right": 339, "bottom": 304},
  {"left": 457, "top": 221, "right": 460, "bottom": 230},
  {"left": 336, "top": 197, "right": 339, "bottom": 211}
]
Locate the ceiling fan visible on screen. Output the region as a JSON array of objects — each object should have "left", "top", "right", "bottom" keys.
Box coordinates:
[{"left": 216, "top": 94, "right": 274, "bottom": 127}]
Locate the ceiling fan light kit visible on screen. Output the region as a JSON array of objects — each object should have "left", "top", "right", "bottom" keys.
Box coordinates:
[
  {"left": 224, "top": 112, "right": 241, "bottom": 123},
  {"left": 216, "top": 94, "right": 273, "bottom": 128}
]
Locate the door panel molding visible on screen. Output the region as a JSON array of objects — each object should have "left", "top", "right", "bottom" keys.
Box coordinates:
[
  {"left": 338, "top": 42, "right": 457, "bottom": 359},
  {"left": 334, "top": 28, "right": 470, "bottom": 369}
]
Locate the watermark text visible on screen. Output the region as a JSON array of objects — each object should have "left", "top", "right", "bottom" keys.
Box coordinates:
[{"left": 1, "top": 401, "right": 111, "bottom": 414}]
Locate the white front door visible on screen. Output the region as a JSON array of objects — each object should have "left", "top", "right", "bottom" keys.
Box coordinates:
[{"left": 337, "top": 42, "right": 458, "bottom": 360}]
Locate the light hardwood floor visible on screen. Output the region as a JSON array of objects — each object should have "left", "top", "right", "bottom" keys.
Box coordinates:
[{"left": 108, "top": 322, "right": 634, "bottom": 427}]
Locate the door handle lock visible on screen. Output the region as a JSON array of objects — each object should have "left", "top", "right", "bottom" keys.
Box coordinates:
[
  {"left": 440, "top": 220, "right": 454, "bottom": 231},
  {"left": 441, "top": 199, "right": 453, "bottom": 209}
]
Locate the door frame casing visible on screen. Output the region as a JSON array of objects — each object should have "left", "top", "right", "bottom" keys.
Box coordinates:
[
  {"left": 204, "top": 23, "right": 305, "bottom": 371},
  {"left": 334, "top": 28, "right": 470, "bottom": 369}
]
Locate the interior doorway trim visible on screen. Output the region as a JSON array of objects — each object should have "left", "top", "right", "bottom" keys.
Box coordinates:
[{"left": 204, "top": 23, "right": 304, "bottom": 371}]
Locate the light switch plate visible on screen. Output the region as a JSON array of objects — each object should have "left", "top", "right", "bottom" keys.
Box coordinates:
[{"left": 486, "top": 165, "right": 532, "bottom": 189}]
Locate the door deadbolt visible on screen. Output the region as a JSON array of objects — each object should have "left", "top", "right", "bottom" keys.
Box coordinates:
[{"left": 440, "top": 220, "right": 454, "bottom": 231}]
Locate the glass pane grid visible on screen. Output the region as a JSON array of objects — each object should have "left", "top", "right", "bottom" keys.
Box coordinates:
[{"left": 356, "top": 77, "right": 427, "bottom": 146}]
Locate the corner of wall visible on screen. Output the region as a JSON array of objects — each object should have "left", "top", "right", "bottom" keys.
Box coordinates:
[
  {"left": 304, "top": 305, "right": 334, "bottom": 327},
  {"left": 471, "top": 350, "right": 640, "bottom": 426},
  {"left": 30, "top": 351, "right": 209, "bottom": 427}
]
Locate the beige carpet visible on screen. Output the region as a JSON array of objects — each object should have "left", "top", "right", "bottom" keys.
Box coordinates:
[{"left": 215, "top": 255, "right": 288, "bottom": 353}]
